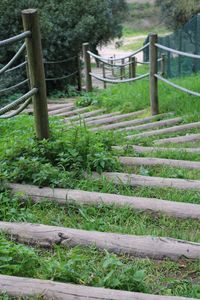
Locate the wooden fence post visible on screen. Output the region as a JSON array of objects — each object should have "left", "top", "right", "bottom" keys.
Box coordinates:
[
  {"left": 161, "top": 53, "right": 166, "bottom": 76},
  {"left": 149, "top": 33, "right": 159, "bottom": 115},
  {"left": 129, "top": 57, "right": 136, "bottom": 78},
  {"left": 82, "top": 43, "right": 92, "bottom": 92},
  {"left": 22, "top": 9, "right": 49, "bottom": 140},
  {"left": 76, "top": 56, "right": 82, "bottom": 91},
  {"left": 102, "top": 64, "right": 107, "bottom": 89}
]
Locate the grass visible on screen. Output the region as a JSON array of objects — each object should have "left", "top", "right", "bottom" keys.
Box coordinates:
[{"left": 1, "top": 72, "right": 200, "bottom": 298}]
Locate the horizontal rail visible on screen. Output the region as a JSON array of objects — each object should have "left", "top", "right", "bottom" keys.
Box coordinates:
[
  {"left": 0, "top": 88, "right": 38, "bottom": 116},
  {"left": 0, "top": 97, "right": 32, "bottom": 119},
  {"left": 0, "top": 43, "right": 26, "bottom": 75},
  {"left": 155, "top": 74, "right": 200, "bottom": 97},
  {"left": 46, "top": 71, "right": 78, "bottom": 81},
  {"left": 88, "top": 43, "right": 150, "bottom": 63},
  {"left": 0, "top": 31, "right": 31, "bottom": 47},
  {"left": 155, "top": 43, "right": 200, "bottom": 59},
  {"left": 5, "top": 61, "right": 27, "bottom": 73},
  {"left": 90, "top": 72, "right": 149, "bottom": 84},
  {"left": 44, "top": 56, "right": 77, "bottom": 65},
  {"left": 0, "top": 79, "right": 29, "bottom": 94}
]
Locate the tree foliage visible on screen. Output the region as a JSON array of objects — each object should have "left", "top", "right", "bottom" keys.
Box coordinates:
[
  {"left": 156, "top": 0, "right": 200, "bottom": 30},
  {"left": 0, "top": 0, "right": 127, "bottom": 91}
]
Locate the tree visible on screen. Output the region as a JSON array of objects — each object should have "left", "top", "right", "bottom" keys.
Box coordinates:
[
  {"left": 0, "top": 0, "right": 127, "bottom": 91},
  {"left": 156, "top": 0, "right": 200, "bottom": 30}
]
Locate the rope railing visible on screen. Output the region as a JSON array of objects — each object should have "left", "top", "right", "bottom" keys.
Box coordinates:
[
  {"left": 0, "top": 96, "right": 32, "bottom": 119},
  {"left": 155, "top": 74, "right": 200, "bottom": 97},
  {"left": 44, "top": 56, "right": 77, "bottom": 64},
  {"left": 0, "top": 43, "right": 26, "bottom": 75},
  {"left": 46, "top": 71, "right": 78, "bottom": 82},
  {"left": 155, "top": 43, "right": 200, "bottom": 59},
  {"left": 0, "top": 88, "right": 38, "bottom": 116},
  {"left": 5, "top": 61, "right": 27, "bottom": 73},
  {"left": 0, "top": 31, "right": 31, "bottom": 47},
  {"left": 0, "top": 79, "right": 29, "bottom": 94},
  {"left": 90, "top": 72, "right": 149, "bottom": 84}
]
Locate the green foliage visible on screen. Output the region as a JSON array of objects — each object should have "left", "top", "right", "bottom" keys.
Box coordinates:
[
  {"left": 156, "top": 0, "right": 200, "bottom": 29},
  {"left": 0, "top": 0, "right": 127, "bottom": 92},
  {"left": 0, "top": 123, "right": 120, "bottom": 187}
]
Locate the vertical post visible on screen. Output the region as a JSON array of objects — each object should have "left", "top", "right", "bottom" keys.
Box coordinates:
[
  {"left": 178, "top": 29, "right": 182, "bottom": 76},
  {"left": 111, "top": 57, "right": 114, "bottom": 77},
  {"left": 160, "top": 53, "right": 166, "bottom": 76},
  {"left": 102, "top": 64, "right": 107, "bottom": 89},
  {"left": 22, "top": 9, "right": 49, "bottom": 140},
  {"left": 129, "top": 56, "right": 136, "bottom": 78},
  {"left": 76, "top": 55, "right": 82, "bottom": 91},
  {"left": 120, "top": 59, "right": 125, "bottom": 80},
  {"left": 149, "top": 33, "right": 159, "bottom": 115},
  {"left": 82, "top": 43, "right": 92, "bottom": 92}
]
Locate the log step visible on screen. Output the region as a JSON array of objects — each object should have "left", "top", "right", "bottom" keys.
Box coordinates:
[
  {"left": 0, "top": 275, "right": 197, "bottom": 300},
  {"left": 10, "top": 183, "right": 200, "bottom": 219},
  {"left": 128, "top": 121, "right": 200, "bottom": 140},
  {"left": 1, "top": 221, "right": 200, "bottom": 260},
  {"left": 92, "top": 114, "right": 177, "bottom": 132},
  {"left": 72, "top": 111, "right": 120, "bottom": 124},
  {"left": 48, "top": 104, "right": 75, "bottom": 115},
  {"left": 154, "top": 133, "right": 200, "bottom": 145},
  {"left": 56, "top": 107, "right": 90, "bottom": 118},
  {"left": 120, "top": 116, "right": 180, "bottom": 133},
  {"left": 119, "top": 156, "right": 200, "bottom": 170},
  {"left": 93, "top": 172, "right": 200, "bottom": 191},
  {"left": 87, "top": 109, "right": 147, "bottom": 127},
  {"left": 112, "top": 145, "right": 200, "bottom": 154},
  {"left": 64, "top": 109, "right": 105, "bottom": 122}
]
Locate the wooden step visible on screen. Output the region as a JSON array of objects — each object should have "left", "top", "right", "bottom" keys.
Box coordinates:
[
  {"left": 48, "top": 105, "right": 75, "bottom": 116},
  {"left": 57, "top": 107, "right": 89, "bottom": 118},
  {"left": 128, "top": 121, "right": 200, "bottom": 140},
  {"left": 0, "top": 275, "right": 196, "bottom": 300},
  {"left": 113, "top": 145, "right": 200, "bottom": 154},
  {"left": 64, "top": 109, "right": 104, "bottom": 122},
  {"left": 1, "top": 221, "right": 200, "bottom": 260},
  {"left": 92, "top": 114, "right": 177, "bottom": 132},
  {"left": 120, "top": 116, "right": 180, "bottom": 133},
  {"left": 10, "top": 183, "right": 200, "bottom": 219},
  {"left": 119, "top": 156, "right": 200, "bottom": 170},
  {"left": 87, "top": 109, "right": 147, "bottom": 127},
  {"left": 73, "top": 111, "right": 120, "bottom": 124},
  {"left": 93, "top": 172, "right": 200, "bottom": 191},
  {"left": 10, "top": 184, "right": 200, "bottom": 219},
  {"left": 154, "top": 133, "right": 200, "bottom": 145}
]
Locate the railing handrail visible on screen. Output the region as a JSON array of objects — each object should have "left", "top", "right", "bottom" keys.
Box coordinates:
[
  {"left": 88, "top": 43, "right": 150, "bottom": 63},
  {"left": 90, "top": 72, "right": 149, "bottom": 84},
  {"left": 155, "top": 74, "right": 200, "bottom": 97},
  {"left": 0, "top": 43, "right": 26, "bottom": 75},
  {"left": 44, "top": 56, "right": 77, "bottom": 65},
  {"left": 155, "top": 43, "right": 200, "bottom": 59},
  {"left": 0, "top": 31, "right": 31, "bottom": 47}
]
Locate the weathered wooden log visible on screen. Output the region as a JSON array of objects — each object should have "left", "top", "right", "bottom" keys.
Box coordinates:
[
  {"left": 93, "top": 172, "right": 200, "bottom": 191},
  {"left": 64, "top": 109, "right": 104, "bottom": 122},
  {"left": 1, "top": 221, "right": 200, "bottom": 260},
  {"left": 48, "top": 105, "right": 75, "bottom": 115},
  {"left": 10, "top": 183, "right": 200, "bottom": 219},
  {"left": 73, "top": 111, "right": 120, "bottom": 124},
  {"left": 57, "top": 107, "right": 89, "bottom": 118},
  {"left": 120, "top": 116, "right": 180, "bottom": 133},
  {"left": 0, "top": 275, "right": 196, "bottom": 300},
  {"left": 112, "top": 145, "right": 200, "bottom": 154},
  {"left": 92, "top": 114, "right": 178, "bottom": 132},
  {"left": 128, "top": 121, "right": 200, "bottom": 139},
  {"left": 154, "top": 133, "right": 200, "bottom": 145},
  {"left": 87, "top": 109, "right": 147, "bottom": 127},
  {"left": 119, "top": 156, "right": 200, "bottom": 170}
]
